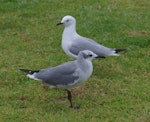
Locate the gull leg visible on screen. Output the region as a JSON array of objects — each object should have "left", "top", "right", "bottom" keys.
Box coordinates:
[
  {"left": 66, "top": 89, "right": 73, "bottom": 108},
  {"left": 66, "top": 89, "right": 80, "bottom": 109}
]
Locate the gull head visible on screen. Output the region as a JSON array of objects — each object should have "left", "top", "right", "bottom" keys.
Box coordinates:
[
  {"left": 78, "top": 50, "right": 99, "bottom": 61},
  {"left": 57, "top": 15, "right": 76, "bottom": 27}
]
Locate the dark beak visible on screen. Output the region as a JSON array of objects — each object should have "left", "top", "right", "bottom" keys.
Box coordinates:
[
  {"left": 57, "top": 22, "right": 63, "bottom": 26},
  {"left": 96, "top": 56, "right": 105, "bottom": 59}
]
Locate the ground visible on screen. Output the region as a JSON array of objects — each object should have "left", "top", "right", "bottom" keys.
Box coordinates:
[{"left": 0, "top": 0, "right": 150, "bottom": 122}]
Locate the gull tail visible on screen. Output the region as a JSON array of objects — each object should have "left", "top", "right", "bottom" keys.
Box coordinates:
[
  {"left": 19, "top": 69, "right": 40, "bottom": 80},
  {"left": 110, "top": 48, "right": 127, "bottom": 56},
  {"left": 115, "top": 48, "right": 127, "bottom": 53}
]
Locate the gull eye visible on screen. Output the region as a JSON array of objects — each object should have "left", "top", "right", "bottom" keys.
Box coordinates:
[
  {"left": 89, "top": 54, "right": 92, "bottom": 57},
  {"left": 66, "top": 20, "right": 69, "bottom": 22}
]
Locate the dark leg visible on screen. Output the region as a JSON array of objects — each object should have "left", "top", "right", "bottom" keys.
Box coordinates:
[
  {"left": 66, "top": 89, "right": 73, "bottom": 108},
  {"left": 66, "top": 89, "right": 80, "bottom": 109}
]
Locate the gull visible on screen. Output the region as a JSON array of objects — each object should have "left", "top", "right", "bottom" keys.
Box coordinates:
[
  {"left": 57, "top": 15, "right": 126, "bottom": 59},
  {"left": 20, "top": 50, "right": 99, "bottom": 109}
]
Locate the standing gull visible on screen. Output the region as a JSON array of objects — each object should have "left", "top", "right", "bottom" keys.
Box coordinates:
[
  {"left": 20, "top": 50, "right": 99, "bottom": 109},
  {"left": 57, "top": 15, "right": 126, "bottom": 59}
]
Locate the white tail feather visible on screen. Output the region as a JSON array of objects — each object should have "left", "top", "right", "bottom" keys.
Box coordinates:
[
  {"left": 27, "top": 73, "right": 40, "bottom": 81},
  {"left": 111, "top": 51, "right": 120, "bottom": 56}
]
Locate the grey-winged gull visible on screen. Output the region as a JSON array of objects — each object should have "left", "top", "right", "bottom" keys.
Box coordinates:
[
  {"left": 20, "top": 50, "right": 99, "bottom": 109},
  {"left": 57, "top": 15, "right": 126, "bottom": 59}
]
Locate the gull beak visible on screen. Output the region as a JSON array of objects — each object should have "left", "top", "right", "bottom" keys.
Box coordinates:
[
  {"left": 96, "top": 56, "right": 105, "bottom": 59},
  {"left": 57, "top": 22, "right": 63, "bottom": 26}
]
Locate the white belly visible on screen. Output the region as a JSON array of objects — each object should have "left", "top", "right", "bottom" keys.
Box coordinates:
[{"left": 62, "top": 40, "right": 77, "bottom": 59}]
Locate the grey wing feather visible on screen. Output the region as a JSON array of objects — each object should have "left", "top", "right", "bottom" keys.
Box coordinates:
[
  {"left": 34, "top": 62, "right": 79, "bottom": 86},
  {"left": 69, "top": 36, "right": 114, "bottom": 57}
]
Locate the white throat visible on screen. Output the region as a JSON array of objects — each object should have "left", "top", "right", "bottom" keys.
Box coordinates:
[
  {"left": 62, "top": 24, "right": 76, "bottom": 41},
  {"left": 62, "top": 24, "right": 78, "bottom": 58},
  {"left": 77, "top": 57, "right": 93, "bottom": 78}
]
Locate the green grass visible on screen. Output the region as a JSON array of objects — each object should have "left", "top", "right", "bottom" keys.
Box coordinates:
[{"left": 0, "top": 0, "right": 150, "bottom": 121}]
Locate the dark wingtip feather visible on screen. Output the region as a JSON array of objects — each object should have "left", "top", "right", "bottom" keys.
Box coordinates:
[
  {"left": 19, "top": 69, "right": 39, "bottom": 75},
  {"left": 115, "top": 48, "right": 127, "bottom": 53}
]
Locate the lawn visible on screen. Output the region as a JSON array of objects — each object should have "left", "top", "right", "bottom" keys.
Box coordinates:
[{"left": 0, "top": 0, "right": 150, "bottom": 122}]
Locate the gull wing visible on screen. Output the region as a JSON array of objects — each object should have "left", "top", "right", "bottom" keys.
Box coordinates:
[
  {"left": 69, "top": 36, "right": 113, "bottom": 58},
  {"left": 35, "top": 61, "right": 79, "bottom": 86}
]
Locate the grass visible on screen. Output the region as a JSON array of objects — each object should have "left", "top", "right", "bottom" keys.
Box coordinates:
[{"left": 0, "top": 0, "right": 150, "bottom": 121}]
